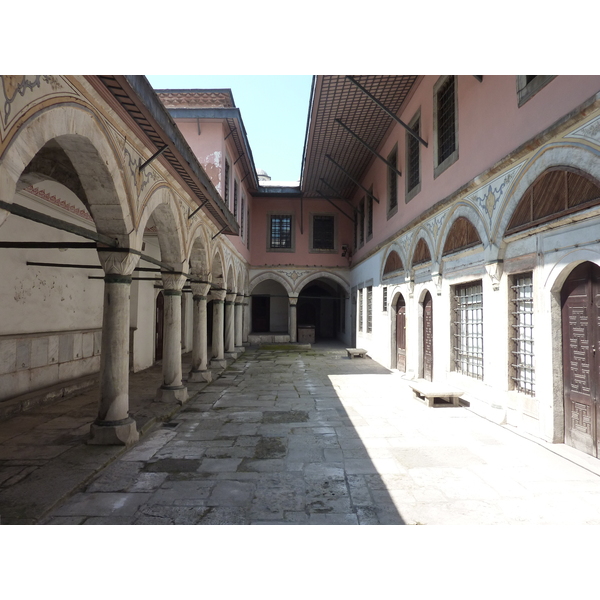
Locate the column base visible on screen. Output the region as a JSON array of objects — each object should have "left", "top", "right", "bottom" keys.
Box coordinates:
[
  {"left": 225, "top": 351, "right": 240, "bottom": 359},
  {"left": 88, "top": 417, "right": 139, "bottom": 446},
  {"left": 155, "top": 385, "right": 188, "bottom": 404},
  {"left": 235, "top": 346, "right": 246, "bottom": 353},
  {"left": 188, "top": 369, "right": 213, "bottom": 383},
  {"left": 210, "top": 358, "right": 228, "bottom": 368}
]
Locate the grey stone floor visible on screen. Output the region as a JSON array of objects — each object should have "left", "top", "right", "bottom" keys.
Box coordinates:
[{"left": 38, "top": 344, "right": 600, "bottom": 525}]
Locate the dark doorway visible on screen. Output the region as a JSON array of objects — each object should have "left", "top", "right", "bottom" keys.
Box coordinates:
[
  {"left": 561, "top": 261, "right": 600, "bottom": 457},
  {"left": 298, "top": 281, "right": 343, "bottom": 341},
  {"left": 423, "top": 291, "right": 433, "bottom": 381},
  {"left": 396, "top": 296, "right": 406, "bottom": 372},
  {"left": 155, "top": 291, "right": 164, "bottom": 362},
  {"left": 252, "top": 296, "right": 270, "bottom": 332}
]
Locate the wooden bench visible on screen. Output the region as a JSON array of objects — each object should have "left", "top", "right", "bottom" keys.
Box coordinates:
[
  {"left": 346, "top": 348, "right": 368, "bottom": 359},
  {"left": 407, "top": 379, "right": 464, "bottom": 408}
]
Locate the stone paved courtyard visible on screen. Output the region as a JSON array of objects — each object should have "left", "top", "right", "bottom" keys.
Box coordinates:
[{"left": 37, "top": 344, "right": 600, "bottom": 525}]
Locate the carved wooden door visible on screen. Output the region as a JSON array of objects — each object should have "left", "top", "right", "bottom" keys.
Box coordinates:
[
  {"left": 396, "top": 298, "right": 406, "bottom": 371},
  {"left": 423, "top": 291, "right": 433, "bottom": 381},
  {"left": 562, "top": 262, "right": 600, "bottom": 457},
  {"left": 155, "top": 291, "right": 164, "bottom": 362}
]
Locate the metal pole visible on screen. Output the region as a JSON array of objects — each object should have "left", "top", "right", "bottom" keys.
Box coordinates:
[{"left": 316, "top": 191, "right": 356, "bottom": 223}]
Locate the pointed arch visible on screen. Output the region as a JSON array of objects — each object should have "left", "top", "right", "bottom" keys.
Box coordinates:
[
  {"left": 188, "top": 226, "right": 210, "bottom": 278},
  {"left": 442, "top": 216, "right": 483, "bottom": 257},
  {"left": 439, "top": 203, "right": 488, "bottom": 258},
  {"left": 408, "top": 228, "right": 435, "bottom": 269},
  {"left": 382, "top": 244, "right": 405, "bottom": 280},
  {"left": 250, "top": 271, "right": 293, "bottom": 296},
  {"left": 295, "top": 271, "right": 350, "bottom": 296}
]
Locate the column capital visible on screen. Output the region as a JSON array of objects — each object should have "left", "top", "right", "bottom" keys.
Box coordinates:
[
  {"left": 161, "top": 272, "right": 187, "bottom": 291},
  {"left": 289, "top": 296, "right": 299, "bottom": 307},
  {"left": 210, "top": 289, "right": 227, "bottom": 302},
  {"left": 191, "top": 282, "right": 212, "bottom": 297},
  {"left": 225, "top": 292, "right": 237, "bottom": 303},
  {"left": 97, "top": 249, "right": 140, "bottom": 277},
  {"left": 235, "top": 294, "right": 245, "bottom": 304}
]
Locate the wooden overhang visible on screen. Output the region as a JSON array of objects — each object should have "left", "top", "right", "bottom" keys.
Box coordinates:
[
  {"left": 86, "top": 76, "right": 239, "bottom": 236},
  {"left": 301, "top": 75, "right": 420, "bottom": 201}
]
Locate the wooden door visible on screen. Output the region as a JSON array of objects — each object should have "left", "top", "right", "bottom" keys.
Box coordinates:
[
  {"left": 561, "top": 262, "right": 600, "bottom": 457},
  {"left": 155, "top": 291, "right": 164, "bottom": 362},
  {"left": 252, "top": 296, "right": 270, "bottom": 332},
  {"left": 423, "top": 291, "right": 433, "bottom": 381},
  {"left": 396, "top": 297, "right": 406, "bottom": 371}
]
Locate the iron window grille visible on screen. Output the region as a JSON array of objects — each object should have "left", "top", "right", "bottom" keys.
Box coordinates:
[
  {"left": 233, "top": 179, "right": 238, "bottom": 219},
  {"left": 224, "top": 159, "right": 230, "bottom": 206},
  {"left": 240, "top": 196, "right": 245, "bottom": 240},
  {"left": 388, "top": 146, "right": 398, "bottom": 213},
  {"left": 510, "top": 273, "right": 535, "bottom": 395},
  {"left": 452, "top": 281, "right": 484, "bottom": 380},
  {"left": 269, "top": 215, "right": 292, "bottom": 249},
  {"left": 358, "top": 289, "right": 363, "bottom": 332},
  {"left": 383, "top": 286, "right": 388, "bottom": 312},
  {"left": 358, "top": 197, "right": 365, "bottom": 246},
  {"left": 312, "top": 215, "right": 335, "bottom": 250},
  {"left": 367, "top": 193, "right": 373, "bottom": 239},
  {"left": 367, "top": 286, "right": 373, "bottom": 333},
  {"left": 437, "top": 77, "right": 456, "bottom": 165},
  {"left": 407, "top": 116, "right": 420, "bottom": 194}
]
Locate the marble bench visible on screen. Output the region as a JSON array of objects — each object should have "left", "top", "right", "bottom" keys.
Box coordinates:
[{"left": 407, "top": 380, "right": 463, "bottom": 407}]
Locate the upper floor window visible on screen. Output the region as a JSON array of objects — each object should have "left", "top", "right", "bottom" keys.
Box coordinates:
[
  {"left": 367, "top": 189, "right": 374, "bottom": 240},
  {"left": 358, "top": 197, "right": 365, "bottom": 247},
  {"left": 240, "top": 195, "right": 245, "bottom": 240},
  {"left": 311, "top": 214, "right": 336, "bottom": 252},
  {"left": 406, "top": 111, "right": 421, "bottom": 202},
  {"left": 268, "top": 214, "right": 293, "bottom": 251},
  {"left": 233, "top": 179, "right": 239, "bottom": 219},
  {"left": 433, "top": 75, "right": 458, "bottom": 178},
  {"left": 387, "top": 146, "right": 398, "bottom": 217},
  {"left": 224, "top": 159, "right": 231, "bottom": 206},
  {"left": 516, "top": 75, "right": 555, "bottom": 107}
]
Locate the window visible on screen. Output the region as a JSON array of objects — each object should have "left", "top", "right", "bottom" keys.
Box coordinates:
[
  {"left": 358, "top": 197, "right": 365, "bottom": 247},
  {"left": 246, "top": 204, "right": 250, "bottom": 249},
  {"left": 516, "top": 76, "right": 555, "bottom": 107},
  {"left": 224, "top": 159, "right": 230, "bottom": 206},
  {"left": 233, "top": 179, "right": 239, "bottom": 219},
  {"left": 358, "top": 289, "right": 363, "bottom": 332},
  {"left": 310, "top": 214, "right": 336, "bottom": 252},
  {"left": 405, "top": 111, "right": 421, "bottom": 202},
  {"left": 452, "top": 281, "right": 483, "bottom": 379},
  {"left": 433, "top": 75, "right": 458, "bottom": 178},
  {"left": 366, "top": 286, "right": 372, "bottom": 333},
  {"left": 240, "top": 196, "right": 245, "bottom": 240},
  {"left": 387, "top": 146, "right": 398, "bottom": 216},
  {"left": 367, "top": 190, "right": 373, "bottom": 240},
  {"left": 511, "top": 273, "right": 535, "bottom": 395},
  {"left": 268, "top": 214, "right": 293, "bottom": 251},
  {"left": 383, "top": 286, "right": 388, "bottom": 312}
]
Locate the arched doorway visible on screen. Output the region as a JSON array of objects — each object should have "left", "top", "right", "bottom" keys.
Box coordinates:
[
  {"left": 396, "top": 295, "right": 406, "bottom": 372},
  {"left": 251, "top": 279, "right": 289, "bottom": 334},
  {"left": 422, "top": 291, "right": 433, "bottom": 381},
  {"left": 561, "top": 261, "right": 600, "bottom": 457},
  {"left": 298, "top": 278, "right": 345, "bottom": 341}
]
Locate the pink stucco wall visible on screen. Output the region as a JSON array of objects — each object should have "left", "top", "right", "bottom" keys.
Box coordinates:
[
  {"left": 350, "top": 75, "right": 600, "bottom": 263},
  {"left": 249, "top": 196, "right": 353, "bottom": 268}
]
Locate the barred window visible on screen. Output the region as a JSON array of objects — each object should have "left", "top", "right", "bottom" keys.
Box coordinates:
[
  {"left": 233, "top": 179, "right": 239, "bottom": 219},
  {"left": 224, "top": 159, "right": 230, "bottom": 206},
  {"left": 358, "top": 289, "right": 363, "bottom": 332},
  {"left": 437, "top": 77, "right": 456, "bottom": 165},
  {"left": 383, "top": 286, "right": 388, "bottom": 312},
  {"left": 312, "top": 215, "right": 335, "bottom": 250},
  {"left": 453, "top": 281, "right": 483, "bottom": 379},
  {"left": 511, "top": 273, "right": 535, "bottom": 395},
  {"left": 407, "top": 115, "right": 420, "bottom": 195},
  {"left": 240, "top": 196, "right": 245, "bottom": 240},
  {"left": 388, "top": 147, "right": 398, "bottom": 212},
  {"left": 269, "top": 215, "right": 292, "bottom": 249},
  {"left": 358, "top": 197, "right": 365, "bottom": 246},
  {"left": 367, "top": 193, "right": 373, "bottom": 239},
  {"left": 367, "top": 286, "right": 372, "bottom": 333}
]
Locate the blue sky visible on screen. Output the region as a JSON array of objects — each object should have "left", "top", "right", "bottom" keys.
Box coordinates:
[{"left": 147, "top": 76, "right": 313, "bottom": 183}]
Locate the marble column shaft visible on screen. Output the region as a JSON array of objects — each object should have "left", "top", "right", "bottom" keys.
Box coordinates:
[
  {"left": 89, "top": 249, "right": 140, "bottom": 445},
  {"left": 242, "top": 298, "right": 250, "bottom": 344},
  {"left": 211, "top": 289, "right": 227, "bottom": 361},
  {"left": 225, "top": 293, "right": 236, "bottom": 353},
  {"left": 289, "top": 295, "right": 299, "bottom": 343},
  {"left": 189, "top": 282, "right": 212, "bottom": 382},
  {"left": 235, "top": 294, "right": 244, "bottom": 348}
]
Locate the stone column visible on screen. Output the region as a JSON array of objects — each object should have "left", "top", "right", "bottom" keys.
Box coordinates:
[
  {"left": 235, "top": 294, "right": 244, "bottom": 350},
  {"left": 210, "top": 289, "right": 227, "bottom": 367},
  {"left": 225, "top": 292, "right": 237, "bottom": 356},
  {"left": 89, "top": 250, "right": 140, "bottom": 446},
  {"left": 156, "top": 272, "right": 188, "bottom": 404},
  {"left": 242, "top": 296, "right": 250, "bottom": 344},
  {"left": 289, "top": 295, "right": 299, "bottom": 343},
  {"left": 189, "top": 282, "right": 212, "bottom": 383}
]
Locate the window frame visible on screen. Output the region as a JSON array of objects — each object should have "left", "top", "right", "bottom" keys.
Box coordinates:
[
  {"left": 510, "top": 272, "right": 535, "bottom": 396},
  {"left": 366, "top": 186, "right": 374, "bottom": 241},
  {"left": 267, "top": 212, "right": 294, "bottom": 253},
  {"left": 224, "top": 158, "right": 231, "bottom": 207},
  {"left": 309, "top": 213, "right": 337, "bottom": 254},
  {"left": 366, "top": 285, "right": 373, "bottom": 333},
  {"left": 387, "top": 145, "right": 399, "bottom": 219},
  {"left": 358, "top": 288, "right": 363, "bottom": 333},
  {"left": 516, "top": 75, "right": 555, "bottom": 107},
  {"left": 405, "top": 109, "right": 421, "bottom": 203},
  {"left": 433, "top": 75, "right": 459, "bottom": 179},
  {"left": 358, "top": 197, "right": 365, "bottom": 248}
]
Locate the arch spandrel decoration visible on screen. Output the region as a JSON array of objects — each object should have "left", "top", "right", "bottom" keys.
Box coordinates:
[
  {"left": 506, "top": 167, "right": 600, "bottom": 235},
  {"left": 442, "top": 216, "right": 482, "bottom": 256}
]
